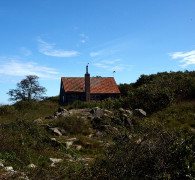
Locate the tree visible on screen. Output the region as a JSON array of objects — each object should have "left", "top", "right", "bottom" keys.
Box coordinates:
[{"left": 7, "top": 75, "right": 46, "bottom": 102}]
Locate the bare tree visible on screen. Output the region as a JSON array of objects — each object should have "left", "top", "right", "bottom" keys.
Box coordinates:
[{"left": 7, "top": 75, "right": 46, "bottom": 102}]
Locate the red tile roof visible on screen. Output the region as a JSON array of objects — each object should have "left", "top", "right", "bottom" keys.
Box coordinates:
[{"left": 61, "top": 77, "right": 120, "bottom": 94}]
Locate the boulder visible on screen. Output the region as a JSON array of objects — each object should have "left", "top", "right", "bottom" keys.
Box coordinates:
[
  {"left": 90, "top": 107, "right": 105, "bottom": 117},
  {"left": 133, "top": 109, "right": 146, "bottom": 117},
  {"left": 69, "top": 108, "right": 91, "bottom": 116},
  {"left": 59, "top": 111, "right": 70, "bottom": 118}
]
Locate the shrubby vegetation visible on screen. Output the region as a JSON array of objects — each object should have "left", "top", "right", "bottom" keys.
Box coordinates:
[
  {"left": 0, "top": 71, "right": 194, "bottom": 179},
  {"left": 78, "top": 121, "right": 195, "bottom": 179},
  {"left": 119, "top": 71, "right": 195, "bottom": 113}
]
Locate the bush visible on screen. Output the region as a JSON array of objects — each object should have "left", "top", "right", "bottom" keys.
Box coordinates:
[
  {"left": 50, "top": 116, "right": 91, "bottom": 135},
  {"left": 118, "top": 71, "right": 195, "bottom": 113},
  {"left": 77, "top": 121, "right": 195, "bottom": 179},
  {"left": 0, "top": 105, "right": 16, "bottom": 115}
]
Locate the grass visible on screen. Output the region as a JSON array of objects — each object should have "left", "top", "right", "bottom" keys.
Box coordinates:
[
  {"left": 0, "top": 98, "right": 194, "bottom": 179},
  {"left": 150, "top": 100, "right": 195, "bottom": 129}
]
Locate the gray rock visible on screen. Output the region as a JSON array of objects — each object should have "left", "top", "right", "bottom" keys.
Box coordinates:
[
  {"left": 50, "top": 138, "right": 61, "bottom": 147},
  {"left": 4, "top": 166, "right": 14, "bottom": 171},
  {"left": 65, "top": 141, "right": 73, "bottom": 148},
  {"left": 58, "top": 127, "right": 66, "bottom": 135},
  {"left": 133, "top": 109, "right": 146, "bottom": 117},
  {"left": 75, "top": 145, "right": 82, "bottom": 151},
  {"left": 49, "top": 158, "right": 63, "bottom": 163},
  {"left": 59, "top": 111, "right": 69, "bottom": 118},
  {"left": 49, "top": 158, "right": 63, "bottom": 167},
  {"left": 119, "top": 108, "right": 125, "bottom": 113},
  {"left": 49, "top": 127, "right": 62, "bottom": 136},
  {"left": 34, "top": 118, "right": 43, "bottom": 123},
  {"left": 87, "top": 134, "right": 93, "bottom": 138},
  {"left": 0, "top": 162, "right": 4, "bottom": 168},
  {"left": 90, "top": 107, "right": 105, "bottom": 117},
  {"left": 58, "top": 107, "right": 67, "bottom": 112},
  {"left": 126, "top": 110, "right": 133, "bottom": 115},
  {"left": 54, "top": 111, "right": 61, "bottom": 116},
  {"left": 94, "top": 131, "right": 103, "bottom": 138},
  {"left": 27, "top": 163, "right": 36, "bottom": 169},
  {"left": 123, "top": 114, "right": 128, "bottom": 118}
]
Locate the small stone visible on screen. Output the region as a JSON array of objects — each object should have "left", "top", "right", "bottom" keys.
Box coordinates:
[
  {"left": 4, "top": 166, "right": 14, "bottom": 171},
  {"left": 119, "top": 108, "right": 125, "bottom": 113},
  {"left": 75, "top": 145, "right": 82, "bottom": 151},
  {"left": 49, "top": 158, "right": 63, "bottom": 164},
  {"left": 65, "top": 141, "right": 73, "bottom": 148},
  {"left": 123, "top": 114, "right": 128, "bottom": 118},
  {"left": 34, "top": 118, "right": 43, "bottom": 123},
  {"left": 126, "top": 110, "right": 132, "bottom": 115},
  {"left": 87, "top": 134, "right": 93, "bottom": 138},
  {"left": 94, "top": 131, "right": 103, "bottom": 138},
  {"left": 49, "top": 128, "right": 62, "bottom": 136},
  {"left": 27, "top": 163, "right": 36, "bottom": 169},
  {"left": 133, "top": 109, "right": 146, "bottom": 117},
  {"left": 58, "top": 107, "right": 67, "bottom": 112},
  {"left": 54, "top": 112, "right": 61, "bottom": 116},
  {"left": 0, "top": 162, "right": 4, "bottom": 168}
]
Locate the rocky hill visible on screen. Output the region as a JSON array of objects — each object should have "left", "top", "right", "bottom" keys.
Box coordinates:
[{"left": 0, "top": 70, "right": 194, "bottom": 179}]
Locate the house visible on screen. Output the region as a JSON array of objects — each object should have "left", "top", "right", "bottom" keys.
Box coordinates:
[{"left": 59, "top": 66, "right": 120, "bottom": 104}]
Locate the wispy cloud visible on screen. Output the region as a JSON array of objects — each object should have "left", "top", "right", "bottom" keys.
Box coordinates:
[
  {"left": 0, "top": 57, "right": 59, "bottom": 80},
  {"left": 20, "top": 47, "right": 32, "bottom": 56},
  {"left": 90, "top": 51, "right": 101, "bottom": 57},
  {"left": 101, "top": 59, "right": 121, "bottom": 65},
  {"left": 80, "top": 33, "right": 88, "bottom": 44},
  {"left": 37, "top": 37, "right": 78, "bottom": 57},
  {"left": 93, "top": 59, "right": 132, "bottom": 72},
  {"left": 169, "top": 50, "right": 195, "bottom": 68}
]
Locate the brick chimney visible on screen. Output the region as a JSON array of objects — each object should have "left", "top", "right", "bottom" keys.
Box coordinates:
[{"left": 85, "top": 65, "right": 90, "bottom": 102}]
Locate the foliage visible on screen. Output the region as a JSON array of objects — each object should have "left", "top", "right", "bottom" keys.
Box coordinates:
[
  {"left": 77, "top": 121, "right": 195, "bottom": 180},
  {"left": 118, "top": 71, "right": 195, "bottom": 113},
  {"left": 0, "top": 105, "right": 16, "bottom": 115},
  {"left": 49, "top": 116, "right": 92, "bottom": 135},
  {"left": 7, "top": 75, "right": 46, "bottom": 102},
  {"left": 151, "top": 101, "right": 195, "bottom": 129},
  {"left": 45, "top": 96, "right": 60, "bottom": 103}
]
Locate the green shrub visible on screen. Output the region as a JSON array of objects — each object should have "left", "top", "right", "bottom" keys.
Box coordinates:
[
  {"left": 77, "top": 121, "right": 195, "bottom": 179},
  {"left": 50, "top": 116, "right": 91, "bottom": 135},
  {"left": 0, "top": 105, "right": 16, "bottom": 115}
]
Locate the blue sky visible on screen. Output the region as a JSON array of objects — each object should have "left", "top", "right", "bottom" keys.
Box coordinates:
[{"left": 0, "top": 0, "right": 195, "bottom": 104}]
